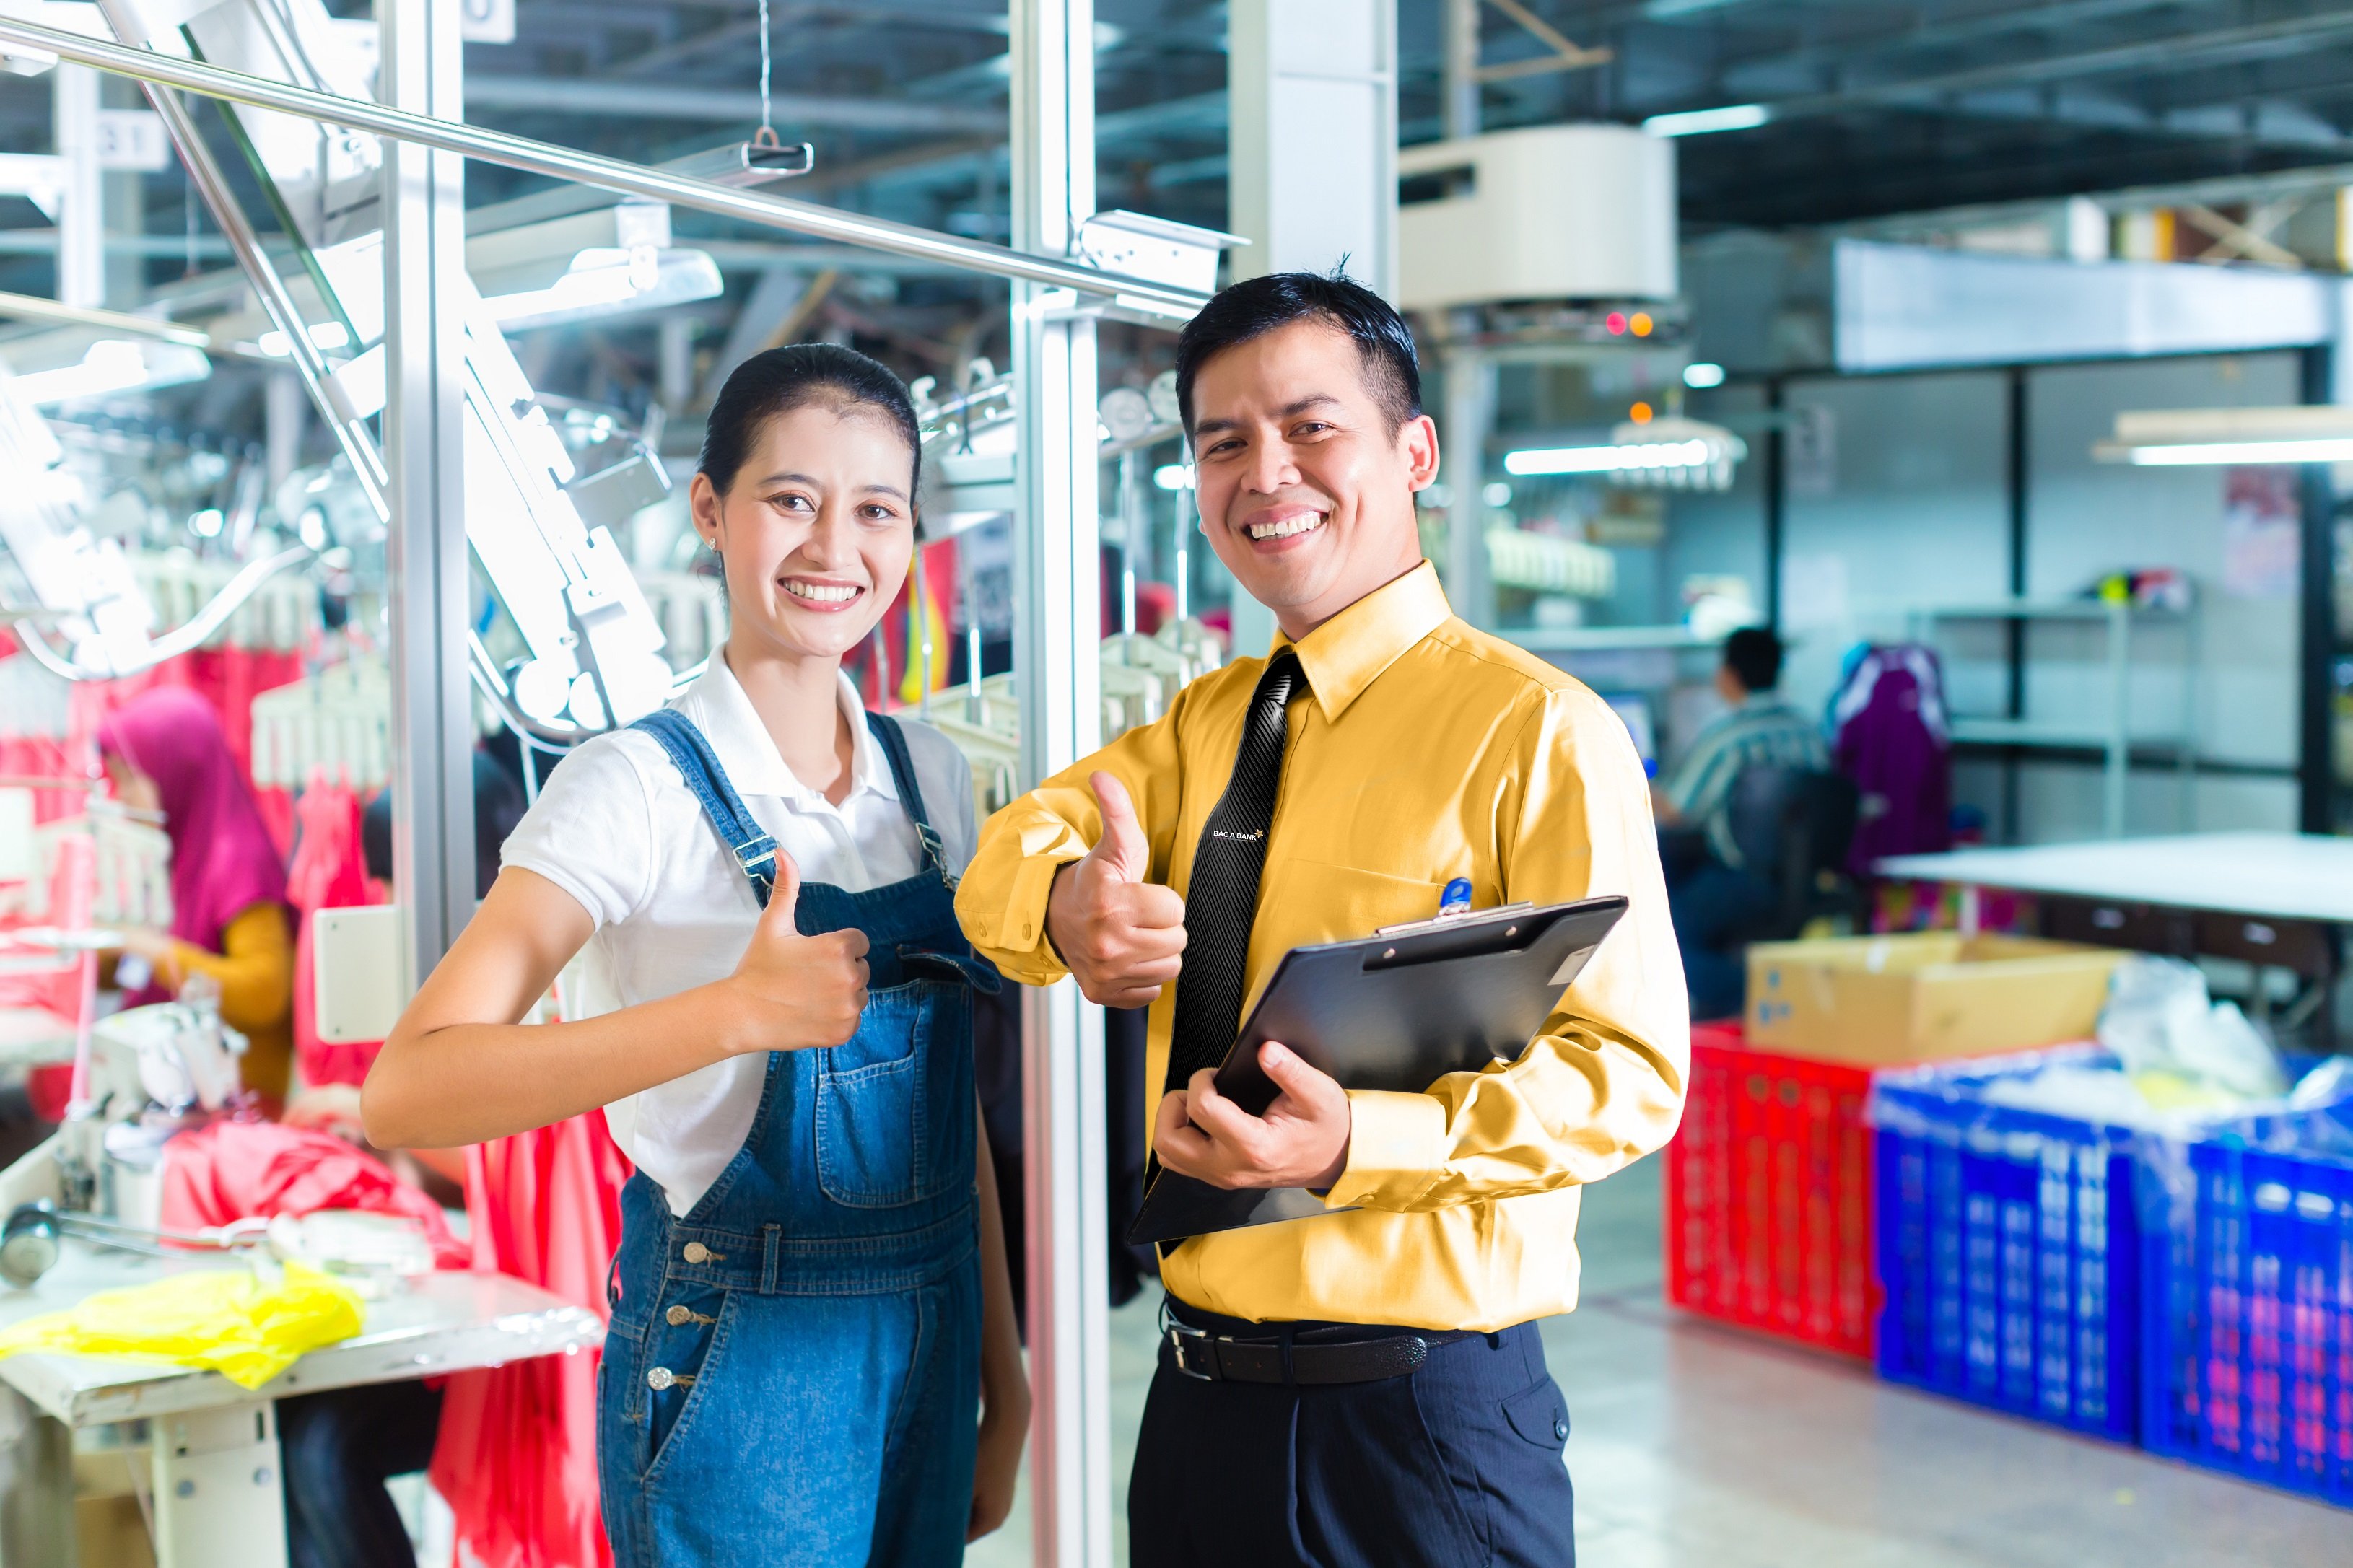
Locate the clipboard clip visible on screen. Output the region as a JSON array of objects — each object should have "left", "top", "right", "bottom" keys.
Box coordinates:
[{"left": 1374, "top": 901, "right": 1537, "bottom": 938}]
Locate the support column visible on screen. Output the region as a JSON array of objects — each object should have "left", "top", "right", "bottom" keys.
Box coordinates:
[
  {"left": 1444, "top": 0, "right": 1482, "bottom": 141},
  {"left": 2299, "top": 343, "right": 2338, "bottom": 835},
  {"left": 382, "top": 0, "right": 474, "bottom": 983},
  {"left": 1010, "top": 2, "right": 1110, "bottom": 1565},
  {"left": 1442, "top": 349, "right": 1493, "bottom": 628},
  {"left": 52, "top": 63, "right": 102, "bottom": 307},
  {"left": 1227, "top": 0, "right": 1398, "bottom": 657}
]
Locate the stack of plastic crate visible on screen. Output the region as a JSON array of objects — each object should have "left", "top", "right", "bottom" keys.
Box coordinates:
[
  {"left": 1868, "top": 1046, "right": 2143, "bottom": 1442},
  {"left": 2141, "top": 1104, "right": 2353, "bottom": 1505},
  {"left": 1664, "top": 1022, "right": 1878, "bottom": 1359}
]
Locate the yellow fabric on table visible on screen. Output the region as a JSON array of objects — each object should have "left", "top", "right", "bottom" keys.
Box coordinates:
[{"left": 0, "top": 1262, "right": 364, "bottom": 1389}]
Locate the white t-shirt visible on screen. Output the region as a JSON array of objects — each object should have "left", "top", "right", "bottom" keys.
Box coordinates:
[{"left": 500, "top": 654, "right": 977, "bottom": 1216}]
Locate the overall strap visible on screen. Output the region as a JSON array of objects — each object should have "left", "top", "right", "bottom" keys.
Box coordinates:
[
  {"left": 632, "top": 709, "right": 780, "bottom": 907},
  {"left": 862, "top": 711, "right": 949, "bottom": 880}
]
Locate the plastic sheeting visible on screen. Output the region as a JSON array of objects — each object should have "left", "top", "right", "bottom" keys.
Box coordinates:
[
  {"left": 0, "top": 1261, "right": 362, "bottom": 1388},
  {"left": 431, "top": 1111, "right": 631, "bottom": 1568}
]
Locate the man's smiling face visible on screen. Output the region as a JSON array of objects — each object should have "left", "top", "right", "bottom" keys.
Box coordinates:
[{"left": 1186, "top": 318, "right": 1441, "bottom": 639}]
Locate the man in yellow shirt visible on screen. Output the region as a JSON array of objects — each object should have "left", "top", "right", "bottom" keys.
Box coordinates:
[{"left": 956, "top": 272, "right": 1688, "bottom": 1566}]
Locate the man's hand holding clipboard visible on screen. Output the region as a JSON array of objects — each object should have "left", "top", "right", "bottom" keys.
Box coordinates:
[
  {"left": 1127, "top": 894, "right": 1630, "bottom": 1245},
  {"left": 1153, "top": 1038, "right": 1354, "bottom": 1193}
]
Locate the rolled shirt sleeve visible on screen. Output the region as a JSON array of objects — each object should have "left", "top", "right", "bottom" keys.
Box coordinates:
[{"left": 1324, "top": 683, "right": 1689, "bottom": 1213}]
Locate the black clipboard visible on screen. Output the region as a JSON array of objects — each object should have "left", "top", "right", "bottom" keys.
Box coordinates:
[{"left": 1128, "top": 894, "right": 1628, "bottom": 1245}]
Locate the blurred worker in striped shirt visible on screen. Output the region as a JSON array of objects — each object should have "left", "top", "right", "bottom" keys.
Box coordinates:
[{"left": 1654, "top": 626, "right": 1828, "bottom": 1017}]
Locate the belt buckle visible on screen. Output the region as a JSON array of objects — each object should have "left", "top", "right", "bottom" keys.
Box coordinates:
[{"left": 1159, "top": 1302, "right": 1219, "bottom": 1382}]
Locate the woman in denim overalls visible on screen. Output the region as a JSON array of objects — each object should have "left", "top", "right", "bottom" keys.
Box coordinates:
[{"left": 367, "top": 346, "right": 1028, "bottom": 1564}]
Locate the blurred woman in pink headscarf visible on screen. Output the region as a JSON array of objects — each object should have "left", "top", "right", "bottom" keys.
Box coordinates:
[{"left": 100, "top": 688, "right": 296, "bottom": 1106}]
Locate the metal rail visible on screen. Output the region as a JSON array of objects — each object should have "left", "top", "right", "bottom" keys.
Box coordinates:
[
  {"left": 0, "top": 14, "right": 1211, "bottom": 321},
  {"left": 0, "top": 289, "right": 212, "bottom": 351},
  {"left": 85, "top": 0, "right": 392, "bottom": 517}
]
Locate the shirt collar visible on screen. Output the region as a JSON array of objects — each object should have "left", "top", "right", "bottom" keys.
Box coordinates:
[
  {"left": 678, "top": 653, "right": 898, "bottom": 807},
  {"left": 1270, "top": 560, "right": 1453, "bottom": 725}
]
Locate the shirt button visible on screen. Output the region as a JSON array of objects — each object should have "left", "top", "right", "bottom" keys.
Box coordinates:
[
  {"left": 681, "top": 1242, "right": 711, "bottom": 1263},
  {"left": 647, "top": 1367, "right": 678, "bottom": 1391},
  {"left": 1553, "top": 1418, "right": 1569, "bottom": 1441},
  {"left": 666, "top": 1305, "right": 694, "bottom": 1326}
]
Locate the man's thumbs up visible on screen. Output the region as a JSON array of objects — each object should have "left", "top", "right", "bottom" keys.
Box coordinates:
[
  {"left": 726, "top": 850, "right": 870, "bottom": 1053},
  {"left": 1083, "top": 772, "right": 1150, "bottom": 884},
  {"left": 1046, "top": 771, "right": 1187, "bottom": 1009}
]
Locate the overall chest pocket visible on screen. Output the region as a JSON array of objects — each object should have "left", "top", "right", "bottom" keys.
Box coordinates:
[{"left": 814, "top": 978, "right": 974, "bottom": 1209}]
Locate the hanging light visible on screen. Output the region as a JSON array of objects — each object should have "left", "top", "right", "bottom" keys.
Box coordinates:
[
  {"left": 1503, "top": 416, "right": 1747, "bottom": 491},
  {"left": 2095, "top": 406, "right": 2353, "bottom": 465}
]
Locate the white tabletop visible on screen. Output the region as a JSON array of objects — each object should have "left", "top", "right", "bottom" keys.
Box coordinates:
[
  {"left": 0, "top": 1240, "right": 603, "bottom": 1427},
  {"left": 1876, "top": 832, "right": 2353, "bottom": 924}
]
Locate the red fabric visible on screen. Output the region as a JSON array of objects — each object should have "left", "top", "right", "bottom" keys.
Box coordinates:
[
  {"left": 432, "top": 1113, "right": 632, "bottom": 1568},
  {"left": 157, "top": 1121, "right": 469, "bottom": 1269},
  {"left": 284, "top": 776, "right": 380, "bottom": 1087}
]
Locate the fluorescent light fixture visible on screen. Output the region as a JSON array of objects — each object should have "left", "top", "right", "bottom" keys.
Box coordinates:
[
  {"left": 2117, "top": 438, "right": 2353, "bottom": 466},
  {"left": 1153, "top": 463, "right": 1195, "bottom": 491},
  {"left": 257, "top": 322, "right": 352, "bottom": 357},
  {"left": 1505, "top": 439, "right": 1712, "bottom": 476},
  {"left": 1643, "top": 103, "right": 1771, "bottom": 138},
  {"left": 2095, "top": 406, "right": 2353, "bottom": 466},
  {"left": 8, "top": 339, "right": 211, "bottom": 405},
  {"left": 1682, "top": 362, "right": 1726, "bottom": 390},
  {"left": 484, "top": 246, "right": 724, "bottom": 332}
]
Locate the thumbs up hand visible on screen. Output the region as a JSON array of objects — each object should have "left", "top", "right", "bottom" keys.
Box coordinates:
[
  {"left": 725, "top": 851, "right": 870, "bottom": 1053},
  {"left": 1045, "top": 772, "right": 1187, "bottom": 1009}
]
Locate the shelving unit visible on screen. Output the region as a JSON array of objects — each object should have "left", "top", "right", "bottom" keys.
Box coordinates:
[{"left": 1905, "top": 597, "right": 2197, "bottom": 839}]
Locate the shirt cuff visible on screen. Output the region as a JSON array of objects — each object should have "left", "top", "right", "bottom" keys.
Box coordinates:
[
  {"left": 1322, "top": 1090, "right": 1449, "bottom": 1212},
  {"left": 975, "top": 852, "right": 1082, "bottom": 984}
]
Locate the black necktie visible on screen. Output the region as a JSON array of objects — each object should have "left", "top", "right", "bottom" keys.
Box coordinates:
[{"left": 1162, "top": 650, "right": 1307, "bottom": 1100}]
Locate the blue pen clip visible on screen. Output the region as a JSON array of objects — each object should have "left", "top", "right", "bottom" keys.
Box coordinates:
[{"left": 1437, "top": 877, "right": 1474, "bottom": 919}]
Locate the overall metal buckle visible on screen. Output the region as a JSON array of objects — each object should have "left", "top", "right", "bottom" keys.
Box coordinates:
[{"left": 1159, "top": 1301, "right": 1218, "bottom": 1381}]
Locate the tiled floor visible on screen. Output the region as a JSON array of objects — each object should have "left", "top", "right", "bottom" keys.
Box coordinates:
[{"left": 971, "top": 1156, "right": 2351, "bottom": 1566}]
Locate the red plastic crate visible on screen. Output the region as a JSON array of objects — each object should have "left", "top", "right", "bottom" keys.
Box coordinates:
[{"left": 1663, "top": 1022, "right": 1878, "bottom": 1359}]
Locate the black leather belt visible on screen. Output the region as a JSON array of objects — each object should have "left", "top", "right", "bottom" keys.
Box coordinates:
[{"left": 1158, "top": 1301, "right": 1468, "bottom": 1386}]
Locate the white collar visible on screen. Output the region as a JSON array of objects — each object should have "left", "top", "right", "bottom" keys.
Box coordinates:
[{"left": 676, "top": 653, "right": 898, "bottom": 808}]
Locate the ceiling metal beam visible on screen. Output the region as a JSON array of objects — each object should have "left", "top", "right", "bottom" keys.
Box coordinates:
[
  {"left": 1717, "top": 0, "right": 2222, "bottom": 90},
  {"left": 1659, "top": 12, "right": 2353, "bottom": 131},
  {"left": 463, "top": 74, "right": 1003, "bottom": 131},
  {"left": 0, "top": 14, "right": 1207, "bottom": 315}
]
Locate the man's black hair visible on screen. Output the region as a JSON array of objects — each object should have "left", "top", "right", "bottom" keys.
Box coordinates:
[
  {"left": 1173, "top": 270, "right": 1423, "bottom": 434},
  {"left": 1723, "top": 626, "right": 1784, "bottom": 694}
]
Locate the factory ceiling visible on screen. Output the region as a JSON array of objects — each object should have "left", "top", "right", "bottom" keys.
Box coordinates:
[{"left": 6, "top": 1, "right": 2353, "bottom": 417}]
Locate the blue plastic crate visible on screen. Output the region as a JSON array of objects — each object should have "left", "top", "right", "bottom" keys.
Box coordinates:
[
  {"left": 1869, "top": 1047, "right": 2142, "bottom": 1442},
  {"left": 2141, "top": 1105, "right": 2353, "bottom": 1505}
]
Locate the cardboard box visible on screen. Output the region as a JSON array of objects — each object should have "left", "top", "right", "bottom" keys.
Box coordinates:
[{"left": 1745, "top": 932, "right": 2122, "bottom": 1065}]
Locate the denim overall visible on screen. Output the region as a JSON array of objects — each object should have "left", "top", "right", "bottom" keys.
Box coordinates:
[{"left": 598, "top": 706, "right": 995, "bottom": 1567}]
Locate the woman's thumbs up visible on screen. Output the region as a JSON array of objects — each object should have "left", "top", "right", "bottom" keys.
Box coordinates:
[{"left": 727, "top": 849, "right": 870, "bottom": 1052}]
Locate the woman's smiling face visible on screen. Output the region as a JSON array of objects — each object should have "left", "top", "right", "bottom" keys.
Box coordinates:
[{"left": 691, "top": 399, "right": 918, "bottom": 665}]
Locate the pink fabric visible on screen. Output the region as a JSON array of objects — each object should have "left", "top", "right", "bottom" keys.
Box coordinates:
[
  {"left": 432, "top": 1113, "right": 631, "bottom": 1568},
  {"left": 158, "top": 1121, "right": 469, "bottom": 1269},
  {"left": 284, "top": 776, "right": 380, "bottom": 1087},
  {"left": 18, "top": 840, "right": 97, "bottom": 1124},
  {"left": 98, "top": 689, "right": 288, "bottom": 972}
]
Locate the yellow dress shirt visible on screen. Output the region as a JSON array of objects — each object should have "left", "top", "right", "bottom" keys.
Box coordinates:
[{"left": 954, "top": 562, "right": 1689, "bottom": 1331}]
